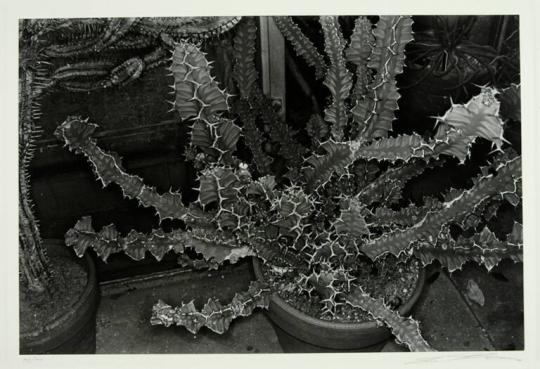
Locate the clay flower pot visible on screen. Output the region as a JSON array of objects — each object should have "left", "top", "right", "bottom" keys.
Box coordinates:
[
  {"left": 20, "top": 240, "right": 99, "bottom": 354},
  {"left": 253, "top": 257, "right": 425, "bottom": 352}
]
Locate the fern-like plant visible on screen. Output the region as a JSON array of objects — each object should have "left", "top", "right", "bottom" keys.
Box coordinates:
[{"left": 54, "top": 16, "right": 522, "bottom": 351}]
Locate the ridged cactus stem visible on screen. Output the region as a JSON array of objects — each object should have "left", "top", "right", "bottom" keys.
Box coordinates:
[
  {"left": 320, "top": 16, "right": 353, "bottom": 141},
  {"left": 346, "top": 287, "right": 435, "bottom": 351},
  {"left": 40, "top": 17, "right": 242, "bottom": 58},
  {"left": 273, "top": 16, "right": 327, "bottom": 80},
  {"left": 151, "top": 281, "right": 271, "bottom": 334},
  {"left": 352, "top": 16, "right": 413, "bottom": 139},
  {"left": 232, "top": 17, "right": 259, "bottom": 99},
  {"left": 346, "top": 16, "right": 375, "bottom": 103},
  {"left": 361, "top": 157, "right": 521, "bottom": 260},
  {"left": 65, "top": 215, "right": 254, "bottom": 265},
  {"left": 19, "top": 58, "right": 54, "bottom": 294},
  {"left": 55, "top": 117, "right": 187, "bottom": 222},
  {"left": 413, "top": 223, "right": 523, "bottom": 272},
  {"left": 135, "top": 17, "right": 241, "bottom": 39},
  {"left": 233, "top": 99, "right": 273, "bottom": 175},
  {"left": 19, "top": 182, "right": 53, "bottom": 293}
]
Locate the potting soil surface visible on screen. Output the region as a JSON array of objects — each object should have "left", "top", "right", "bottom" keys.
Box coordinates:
[
  {"left": 20, "top": 255, "right": 87, "bottom": 334},
  {"left": 261, "top": 255, "right": 420, "bottom": 322}
]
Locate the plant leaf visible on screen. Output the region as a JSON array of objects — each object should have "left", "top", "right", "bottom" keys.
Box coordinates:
[{"left": 464, "top": 279, "right": 485, "bottom": 306}]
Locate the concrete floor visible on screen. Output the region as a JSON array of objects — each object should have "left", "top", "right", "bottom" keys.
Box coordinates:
[
  {"left": 96, "top": 261, "right": 282, "bottom": 353},
  {"left": 95, "top": 259, "right": 523, "bottom": 353}
]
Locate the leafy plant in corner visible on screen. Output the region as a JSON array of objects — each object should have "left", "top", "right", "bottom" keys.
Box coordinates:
[
  {"left": 54, "top": 16, "right": 522, "bottom": 351},
  {"left": 402, "top": 16, "right": 519, "bottom": 96}
]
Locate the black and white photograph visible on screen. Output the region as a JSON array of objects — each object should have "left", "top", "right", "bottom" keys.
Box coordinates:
[{"left": 4, "top": 0, "right": 540, "bottom": 367}]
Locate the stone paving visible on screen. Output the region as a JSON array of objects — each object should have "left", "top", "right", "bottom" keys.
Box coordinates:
[{"left": 95, "top": 259, "right": 523, "bottom": 353}]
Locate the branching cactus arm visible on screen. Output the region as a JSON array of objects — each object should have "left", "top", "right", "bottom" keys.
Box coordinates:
[
  {"left": 150, "top": 281, "right": 271, "bottom": 334},
  {"left": 55, "top": 40, "right": 240, "bottom": 221},
  {"left": 371, "top": 197, "right": 443, "bottom": 228},
  {"left": 304, "top": 87, "right": 509, "bottom": 189},
  {"left": 431, "top": 87, "right": 507, "bottom": 161},
  {"left": 360, "top": 156, "right": 521, "bottom": 260},
  {"left": 170, "top": 40, "right": 242, "bottom": 165},
  {"left": 170, "top": 40, "right": 231, "bottom": 122},
  {"left": 346, "top": 17, "right": 375, "bottom": 103},
  {"left": 55, "top": 117, "right": 188, "bottom": 222},
  {"left": 257, "top": 94, "right": 307, "bottom": 167},
  {"left": 356, "top": 159, "right": 445, "bottom": 206},
  {"left": 233, "top": 99, "right": 273, "bottom": 174},
  {"left": 355, "top": 87, "right": 507, "bottom": 163},
  {"left": 273, "top": 16, "right": 327, "bottom": 80},
  {"left": 231, "top": 18, "right": 306, "bottom": 176},
  {"left": 413, "top": 222, "right": 523, "bottom": 272},
  {"left": 19, "top": 58, "right": 55, "bottom": 293},
  {"left": 65, "top": 216, "right": 254, "bottom": 266},
  {"left": 65, "top": 216, "right": 185, "bottom": 262},
  {"left": 352, "top": 133, "right": 432, "bottom": 162},
  {"left": 232, "top": 18, "right": 259, "bottom": 99},
  {"left": 346, "top": 287, "right": 435, "bottom": 352},
  {"left": 135, "top": 17, "right": 241, "bottom": 40},
  {"left": 231, "top": 18, "right": 273, "bottom": 174},
  {"left": 303, "top": 140, "right": 355, "bottom": 191},
  {"left": 320, "top": 16, "right": 353, "bottom": 141},
  {"left": 352, "top": 16, "right": 413, "bottom": 139},
  {"left": 39, "top": 17, "right": 241, "bottom": 57}
]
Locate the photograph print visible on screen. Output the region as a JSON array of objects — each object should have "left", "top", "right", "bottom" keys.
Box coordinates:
[{"left": 18, "top": 15, "right": 522, "bottom": 354}]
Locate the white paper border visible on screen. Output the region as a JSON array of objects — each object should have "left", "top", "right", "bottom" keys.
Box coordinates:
[{"left": 2, "top": 1, "right": 538, "bottom": 368}]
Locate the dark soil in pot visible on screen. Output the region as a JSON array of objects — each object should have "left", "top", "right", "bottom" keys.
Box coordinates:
[
  {"left": 253, "top": 255, "right": 425, "bottom": 352},
  {"left": 19, "top": 239, "right": 99, "bottom": 354}
]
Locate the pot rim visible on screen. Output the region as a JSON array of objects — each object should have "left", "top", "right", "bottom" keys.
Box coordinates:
[
  {"left": 20, "top": 239, "right": 97, "bottom": 339},
  {"left": 252, "top": 256, "right": 426, "bottom": 330}
]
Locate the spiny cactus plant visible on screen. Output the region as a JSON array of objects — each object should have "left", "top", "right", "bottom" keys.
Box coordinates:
[
  {"left": 18, "top": 16, "right": 243, "bottom": 293},
  {"left": 19, "top": 23, "right": 56, "bottom": 295},
  {"left": 27, "top": 17, "right": 241, "bottom": 93},
  {"left": 54, "top": 16, "right": 522, "bottom": 351}
]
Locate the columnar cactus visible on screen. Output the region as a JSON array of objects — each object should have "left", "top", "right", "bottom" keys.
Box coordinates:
[
  {"left": 55, "top": 16, "right": 522, "bottom": 350},
  {"left": 19, "top": 24, "right": 58, "bottom": 295},
  {"left": 27, "top": 17, "right": 242, "bottom": 93}
]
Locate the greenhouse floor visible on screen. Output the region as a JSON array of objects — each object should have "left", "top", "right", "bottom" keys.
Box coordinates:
[{"left": 95, "top": 259, "right": 523, "bottom": 353}]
